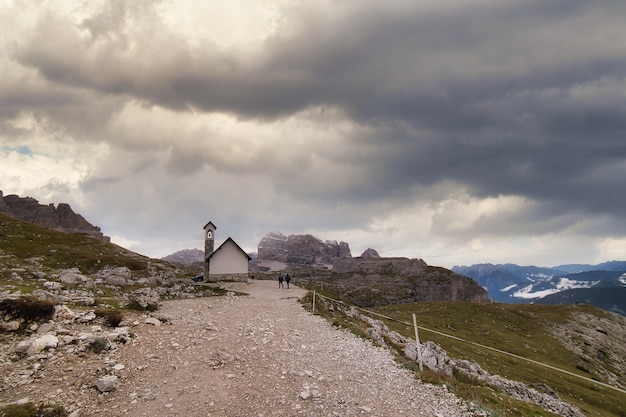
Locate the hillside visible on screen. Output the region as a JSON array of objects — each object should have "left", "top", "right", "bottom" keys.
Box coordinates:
[
  {"left": 290, "top": 257, "right": 490, "bottom": 307},
  {"left": 362, "top": 300, "right": 626, "bottom": 417},
  {"left": 0, "top": 212, "right": 204, "bottom": 307}
]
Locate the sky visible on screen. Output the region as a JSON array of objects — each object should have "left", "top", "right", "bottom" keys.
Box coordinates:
[{"left": 1, "top": 0, "right": 625, "bottom": 269}]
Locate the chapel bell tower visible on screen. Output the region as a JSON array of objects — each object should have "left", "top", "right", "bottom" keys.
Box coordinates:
[{"left": 203, "top": 221, "right": 216, "bottom": 277}]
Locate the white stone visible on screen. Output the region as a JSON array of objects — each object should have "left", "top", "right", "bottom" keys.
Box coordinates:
[
  {"left": 0, "top": 320, "right": 20, "bottom": 332},
  {"left": 77, "top": 311, "right": 96, "bottom": 323},
  {"left": 27, "top": 334, "right": 58, "bottom": 355},
  {"left": 54, "top": 305, "right": 76, "bottom": 321},
  {"left": 59, "top": 268, "right": 88, "bottom": 285},
  {"left": 95, "top": 375, "right": 118, "bottom": 392},
  {"left": 43, "top": 281, "right": 63, "bottom": 291},
  {"left": 36, "top": 322, "right": 54, "bottom": 334},
  {"left": 145, "top": 317, "right": 161, "bottom": 326},
  {"left": 42, "top": 334, "right": 58, "bottom": 347}
]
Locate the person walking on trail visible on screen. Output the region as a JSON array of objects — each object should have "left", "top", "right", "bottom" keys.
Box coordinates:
[
  {"left": 278, "top": 274, "right": 284, "bottom": 289},
  {"left": 285, "top": 274, "right": 291, "bottom": 289}
]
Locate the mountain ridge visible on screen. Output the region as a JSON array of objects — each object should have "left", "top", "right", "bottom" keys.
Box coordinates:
[
  {"left": 0, "top": 190, "right": 108, "bottom": 241},
  {"left": 453, "top": 262, "right": 626, "bottom": 315}
]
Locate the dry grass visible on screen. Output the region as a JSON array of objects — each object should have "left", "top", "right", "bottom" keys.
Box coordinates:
[
  {"left": 0, "top": 297, "right": 55, "bottom": 329},
  {"left": 0, "top": 402, "right": 67, "bottom": 417},
  {"left": 94, "top": 308, "right": 125, "bottom": 327}
]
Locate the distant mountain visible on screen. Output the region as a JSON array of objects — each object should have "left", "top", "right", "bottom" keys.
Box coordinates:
[
  {"left": 452, "top": 262, "right": 626, "bottom": 315},
  {"left": 553, "top": 261, "right": 626, "bottom": 273},
  {"left": 256, "top": 232, "right": 352, "bottom": 267},
  {"left": 161, "top": 248, "right": 204, "bottom": 264},
  {"left": 534, "top": 287, "right": 626, "bottom": 316},
  {"left": 248, "top": 232, "right": 488, "bottom": 306}
]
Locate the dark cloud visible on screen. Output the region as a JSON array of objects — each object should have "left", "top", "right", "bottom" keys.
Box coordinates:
[{"left": 4, "top": 0, "right": 626, "bottom": 265}]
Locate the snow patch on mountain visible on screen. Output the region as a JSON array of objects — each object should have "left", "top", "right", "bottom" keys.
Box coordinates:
[
  {"left": 514, "top": 286, "right": 559, "bottom": 299},
  {"left": 557, "top": 277, "right": 598, "bottom": 290},
  {"left": 514, "top": 277, "right": 599, "bottom": 299}
]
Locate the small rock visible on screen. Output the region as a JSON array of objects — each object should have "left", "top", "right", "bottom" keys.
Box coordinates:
[
  {"left": 27, "top": 334, "right": 58, "bottom": 355},
  {"left": 77, "top": 311, "right": 96, "bottom": 323},
  {"left": 95, "top": 375, "right": 118, "bottom": 392},
  {"left": 145, "top": 317, "right": 161, "bottom": 326},
  {"left": 36, "top": 322, "right": 54, "bottom": 334},
  {"left": 54, "top": 305, "right": 76, "bottom": 321},
  {"left": 0, "top": 320, "right": 21, "bottom": 332},
  {"left": 15, "top": 339, "right": 33, "bottom": 353}
]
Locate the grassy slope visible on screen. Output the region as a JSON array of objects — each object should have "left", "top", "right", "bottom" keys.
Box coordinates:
[
  {"left": 0, "top": 212, "right": 206, "bottom": 305},
  {"left": 374, "top": 302, "right": 626, "bottom": 417},
  {"left": 305, "top": 289, "right": 626, "bottom": 417},
  {"left": 0, "top": 212, "right": 150, "bottom": 276}
]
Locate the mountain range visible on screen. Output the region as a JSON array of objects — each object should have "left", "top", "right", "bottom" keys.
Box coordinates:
[
  {"left": 161, "top": 232, "right": 626, "bottom": 315},
  {"left": 452, "top": 262, "right": 626, "bottom": 315},
  {"left": 4, "top": 189, "right": 622, "bottom": 315}
]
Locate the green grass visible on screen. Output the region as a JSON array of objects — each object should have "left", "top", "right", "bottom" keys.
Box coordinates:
[
  {"left": 0, "top": 213, "right": 149, "bottom": 275},
  {"left": 374, "top": 302, "right": 626, "bottom": 417},
  {"left": 0, "top": 213, "right": 208, "bottom": 308},
  {"left": 305, "top": 292, "right": 626, "bottom": 417}
]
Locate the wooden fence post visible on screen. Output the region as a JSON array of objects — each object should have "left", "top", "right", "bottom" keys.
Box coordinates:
[
  {"left": 312, "top": 290, "right": 316, "bottom": 314},
  {"left": 413, "top": 313, "right": 423, "bottom": 372}
]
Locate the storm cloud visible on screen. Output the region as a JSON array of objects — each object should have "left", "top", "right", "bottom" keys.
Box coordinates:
[{"left": 1, "top": 0, "right": 625, "bottom": 267}]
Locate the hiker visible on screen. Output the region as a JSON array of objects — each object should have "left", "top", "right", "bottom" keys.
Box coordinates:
[
  {"left": 278, "top": 273, "right": 284, "bottom": 288},
  {"left": 285, "top": 273, "right": 291, "bottom": 289}
]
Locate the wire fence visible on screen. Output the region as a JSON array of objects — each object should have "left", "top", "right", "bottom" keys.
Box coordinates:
[{"left": 311, "top": 290, "right": 626, "bottom": 396}]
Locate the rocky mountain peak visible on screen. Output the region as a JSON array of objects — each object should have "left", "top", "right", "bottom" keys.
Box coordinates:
[
  {"left": 161, "top": 248, "right": 204, "bottom": 264},
  {"left": 0, "top": 190, "right": 108, "bottom": 241},
  {"left": 360, "top": 248, "right": 380, "bottom": 258},
  {"left": 257, "top": 232, "right": 352, "bottom": 266}
]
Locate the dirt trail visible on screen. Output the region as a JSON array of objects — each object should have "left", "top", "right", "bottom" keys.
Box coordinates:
[{"left": 3, "top": 280, "right": 474, "bottom": 416}]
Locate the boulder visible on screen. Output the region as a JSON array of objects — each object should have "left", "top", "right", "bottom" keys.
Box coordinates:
[
  {"left": 43, "top": 281, "right": 63, "bottom": 291},
  {"left": 129, "top": 288, "right": 160, "bottom": 310},
  {"left": 54, "top": 305, "right": 77, "bottom": 321},
  {"left": 144, "top": 317, "right": 161, "bottom": 326},
  {"left": 76, "top": 311, "right": 96, "bottom": 323},
  {"left": 95, "top": 375, "right": 118, "bottom": 392},
  {"left": 59, "top": 268, "right": 88, "bottom": 286},
  {"left": 27, "top": 334, "right": 58, "bottom": 355},
  {"left": 98, "top": 266, "right": 131, "bottom": 287}
]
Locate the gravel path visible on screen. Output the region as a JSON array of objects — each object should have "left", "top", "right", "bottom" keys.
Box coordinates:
[
  {"left": 1, "top": 280, "right": 475, "bottom": 416},
  {"left": 85, "top": 279, "right": 474, "bottom": 417}
]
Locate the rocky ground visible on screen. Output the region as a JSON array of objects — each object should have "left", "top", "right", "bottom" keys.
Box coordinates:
[{"left": 1, "top": 280, "right": 480, "bottom": 417}]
